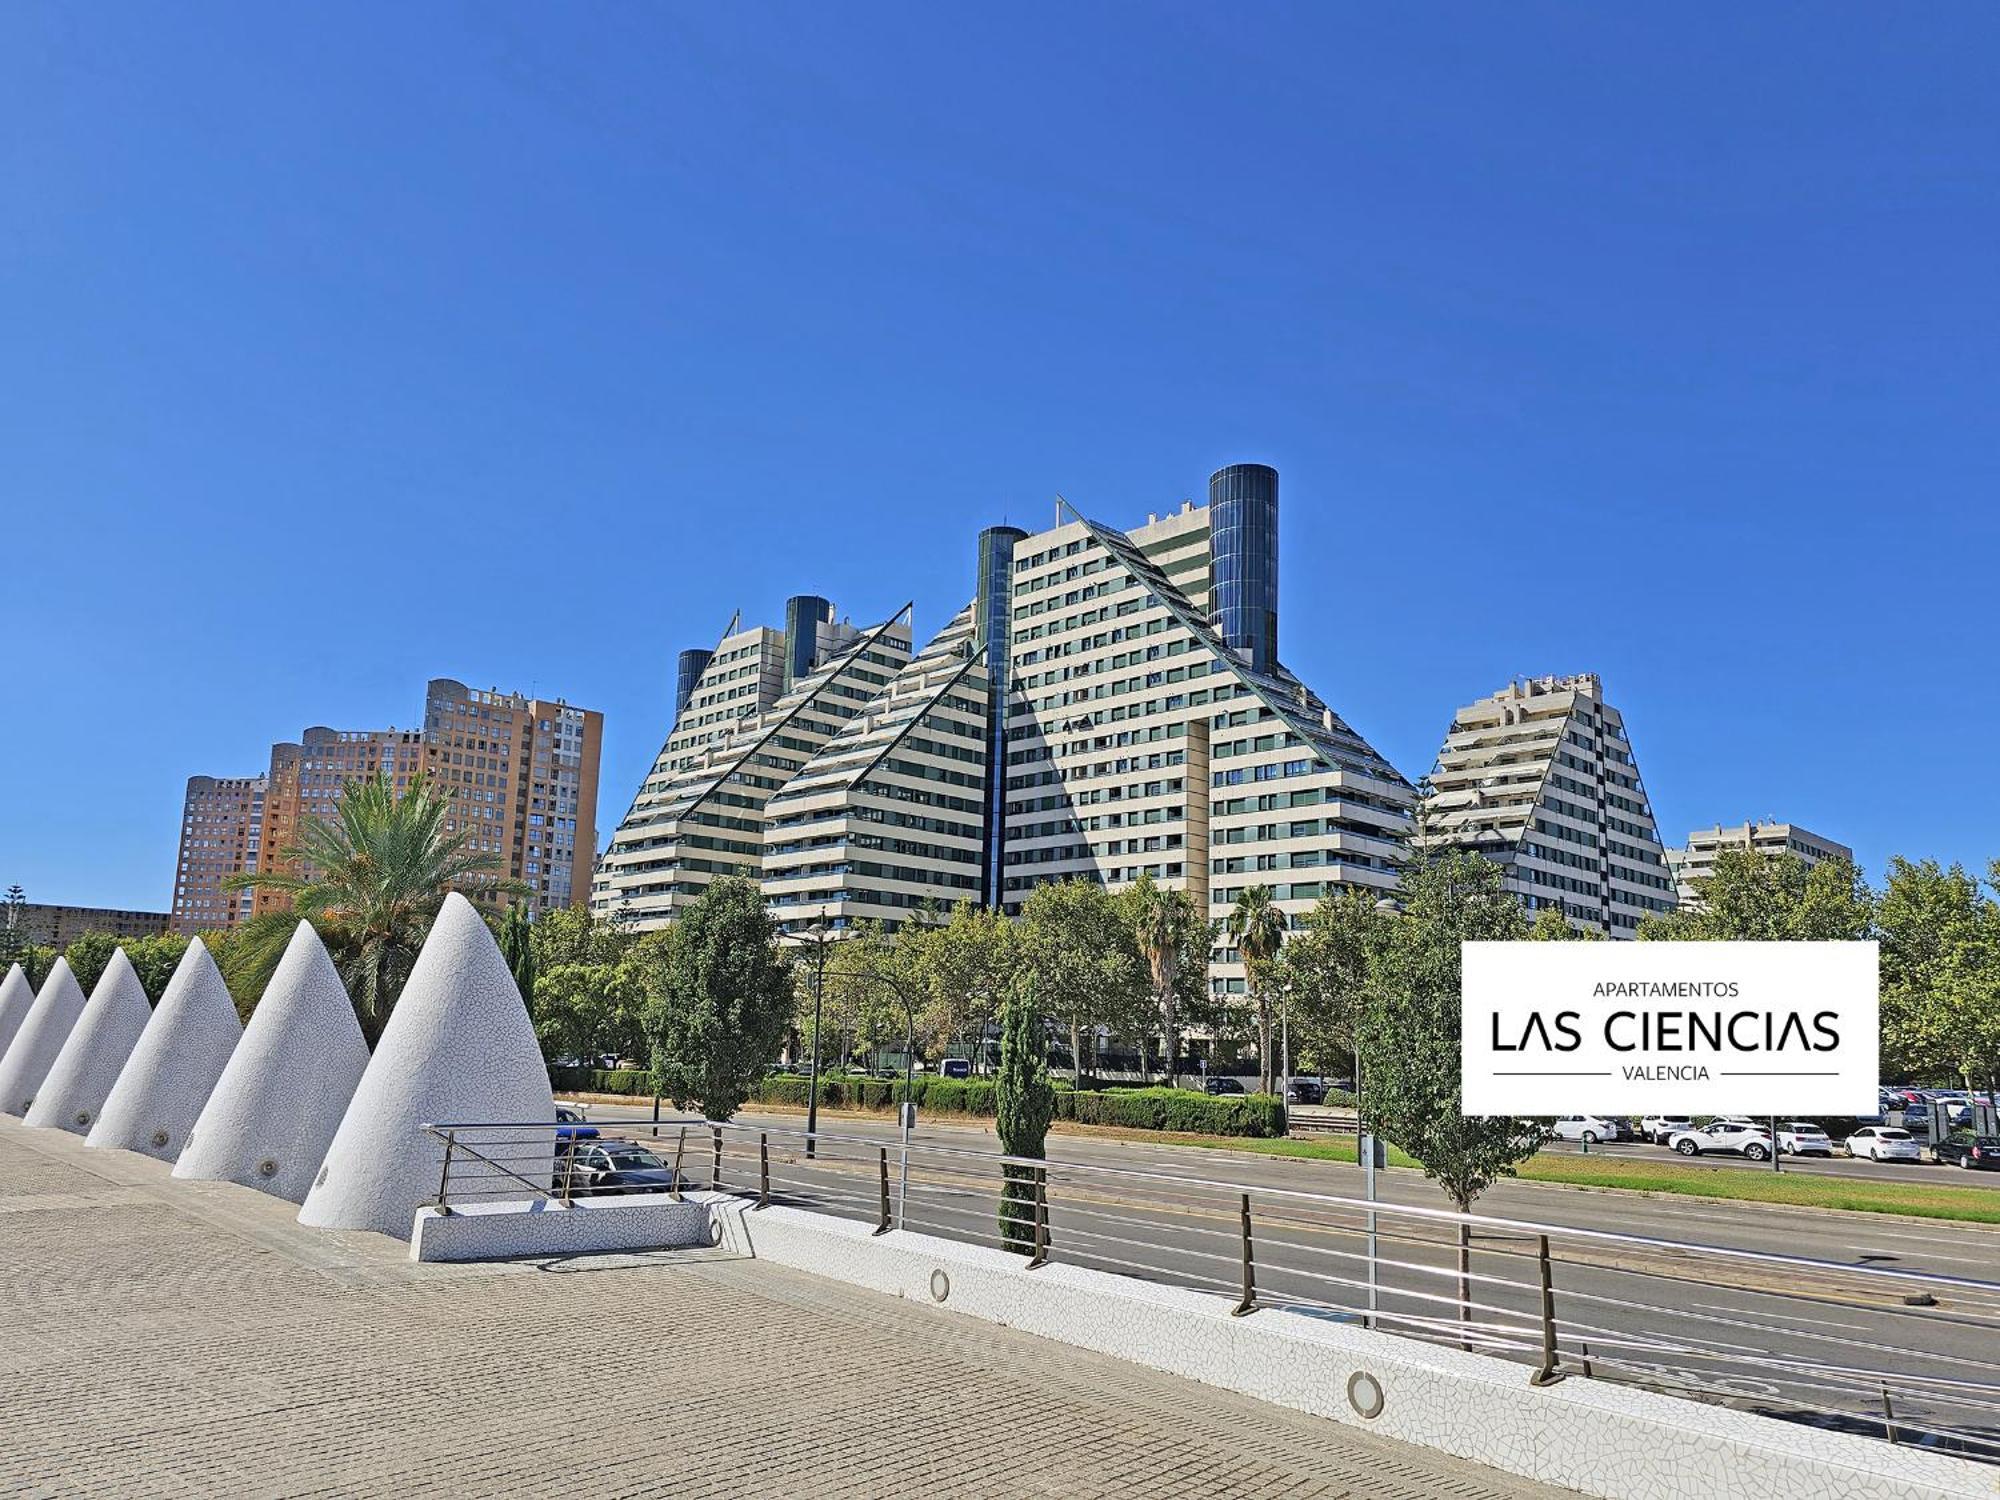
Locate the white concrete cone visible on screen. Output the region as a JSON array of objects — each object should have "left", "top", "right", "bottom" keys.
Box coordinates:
[
  {"left": 299, "top": 893, "right": 554, "bottom": 1238},
  {"left": 0, "top": 959, "right": 91, "bottom": 1117},
  {"left": 174, "top": 922, "right": 368, "bottom": 1203},
  {"left": 90, "top": 939, "right": 242, "bottom": 1161},
  {"left": 0, "top": 964, "right": 35, "bottom": 1060},
  {"left": 26, "top": 949, "right": 153, "bottom": 1134}
]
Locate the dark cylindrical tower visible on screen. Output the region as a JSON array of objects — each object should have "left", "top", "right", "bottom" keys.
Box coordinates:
[
  {"left": 783, "top": 594, "right": 834, "bottom": 690},
  {"left": 1208, "top": 463, "right": 1279, "bottom": 672},
  {"left": 674, "top": 648, "right": 713, "bottom": 723},
  {"left": 974, "top": 525, "right": 1027, "bottom": 910}
]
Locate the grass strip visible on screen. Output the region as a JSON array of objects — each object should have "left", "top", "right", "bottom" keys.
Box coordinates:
[{"left": 1160, "top": 1132, "right": 2000, "bottom": 1224}]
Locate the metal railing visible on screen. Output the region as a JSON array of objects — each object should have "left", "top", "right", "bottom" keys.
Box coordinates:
[{"left": 420, "top": 1116, "right": 2000, "bottom": 1463}]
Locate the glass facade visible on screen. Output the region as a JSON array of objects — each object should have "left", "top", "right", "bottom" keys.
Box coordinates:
[
  {"left": 974, "top": 525, "right": 1026, "bottom": 908},
  {"left": 674, "top": 648, "right": 712, "bottom": 723},
  {"left": 783, "top": 594, "right": 833, "bottom": 690},
  {"left": 1207, "top": 463, "right": 1279, "bottom": 672}
]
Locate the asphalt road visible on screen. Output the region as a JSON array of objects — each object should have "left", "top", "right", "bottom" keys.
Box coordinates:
[{"left": 574, "top": 1097, "right": 2000, "bottom": 1460}]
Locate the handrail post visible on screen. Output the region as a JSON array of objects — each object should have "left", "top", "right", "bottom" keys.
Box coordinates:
[
  {"left": 757, "top": 1132, "right": 771, "bottom": 1210},
  {"left": 1883, "top": 1385, "right": 1898, "bottom": 1445},
  {"left": 559, "top": 1133, "right": 575, "bottom": 1206},
  {"left": 711, "top": 1124, "right": 723, "bottom": 1192},
  {"left": 1026, "top": 1170, "right": 1049, "bottom": 1269},
  {"left": 671, "top": 1126, "right": 686, "bottom": 1202},
  {"left": 874, "top": 1147, "right": 891, "bottom": 1235},
  {"left": 435, "top": 1129, "right": 456, "bottom": 1214},
  {"left": 1230, "top": 1192, "right": 1257, "bottom": 1316},
  {"left": 1529, "top": 1233, "right": 1564, "bottom": 1386}
]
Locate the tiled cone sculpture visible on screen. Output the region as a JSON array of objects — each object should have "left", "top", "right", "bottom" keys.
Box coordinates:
[
  {"left": 299, "top": 893, "right": 554, "bottom": 1238},
  {"left": 174, "top": 922, "right": 369, "bottom": 1203},
  {"left": 0, "top": 958, "right": 89, "bottom": 1117},
  {"left": 0, "top": 963, "right": 35, "bottom": 1059},
  {"left": 89, "top": 939, "right": 242, "bottom": 1161},
  {"left": 26, "top": 948, "right": 153, "bottom": 1134}
]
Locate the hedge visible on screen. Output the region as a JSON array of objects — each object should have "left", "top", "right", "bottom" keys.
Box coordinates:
[
  {"left": 550, "top": 1065, "right": 656, "bottom": 1096},
  {"left": 748, "top": 1074, "right": 1286, "bottom": 1138}
]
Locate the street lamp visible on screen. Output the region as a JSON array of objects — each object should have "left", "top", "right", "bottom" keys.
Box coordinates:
[
  {"left": 776, "top": 918, "right": 834, "bottom": 1160},
  {"left": 1362, "top": 893, "right": 1402, "bottom": 1329},
  {"left": 818, "top": 961, "right": 919, "bottom": 1230}
]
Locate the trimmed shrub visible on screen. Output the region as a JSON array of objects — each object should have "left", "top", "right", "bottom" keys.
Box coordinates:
[
  {"left": 551, "top": 1065, "right": 655, "bottom": 1096},
  {"left": 748, "top": 1075, "right": 1282, "bottom": 1136}
]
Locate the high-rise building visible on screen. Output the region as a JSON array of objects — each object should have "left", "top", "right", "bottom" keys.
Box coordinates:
[
  {"left": 1668, "top": 821, "right": 1853, "bottom": 904},
  {"left": 251, "top": 728, "right": 425, "bottom": 917},
  {"left": 592, "top": 464, "right": 1415, "bottom": 1004},
  {"left": 592, "top": 603, "right": 914, "bottom": 928},
  {"left": 1419, "top": 673, "right": 1676, "bottom": 937},
  {"left": 421, "top": 679, "right": 603, "bottom": 913},
  {"left": 183, "top": 680, "right": 602, "bottom": 925},
  {"left": 171, "top": 773, "right": 270, "bottom": 933}
]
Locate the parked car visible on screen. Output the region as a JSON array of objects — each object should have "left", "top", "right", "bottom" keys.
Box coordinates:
[
  {"left": 571, "top": 1142, "right": 680, "bottom": 1196},
  {"left": 1286, "top": 1078, "right": 1326, "bottom": 1105},
  {"left": 555, "top": 1106, "right": 599, "bottom": 1145},
  {"left": 1203, "top": 1076, "right": 1247, "bottom": 1096},
  {"left": 1844, "top": 1126, "right": 1923, "bottom": 1162},
  {"left": 1669, "top": 1121, "right": 1772, "bottom": 1160},
  {"left": 1551, "top": 1115, "right": 1627, "bottom": 1145},
  {"left": 1931, "top": 1133, "right": 2000, "bottom": 1170},
  {"left": 1777, "top": 1122, "right": 1835, "bottom": 1156},
  {"left": 1639, "top": 1115, "right": 1692, "bottom": 1144}
]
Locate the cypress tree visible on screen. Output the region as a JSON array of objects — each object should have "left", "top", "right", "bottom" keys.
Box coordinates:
[{"left": 995, "top": 981, "right": 1053, "bottom": 1253}]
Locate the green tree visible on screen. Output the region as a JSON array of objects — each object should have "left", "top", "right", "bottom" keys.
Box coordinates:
[
  {"left": 229, "top": 771, "right": 520, "bottom": 1040},
  {"left": 1016, "top": 878, "right": 1146, "bottom": 1083},
  {"left": 1639, "top": 845, "right": 1872, "bottom": 942},
  {"left": 905, "top": 900, "right": 1013, "bottom": 1071},
  {"left": 524, "top": 905, "right": 645, "bottom": 1069},
  {"left": 1276, "top": 886, "right": 1387, "bottom": 1083},
  {"left": 498, "top": 902, "right": 536, "bottom": 1006},
  {"left": 1226, "top": 884, "right": 1289, "bottom": 1094},
  {"left": 1359, "top": 846, "right": 1541, "bottom": 1338},
  {"left": 1121, "top": 874, "right": 1209, "bottom": 1085},
  {"left": 64, "top": 931, "right": 119, "bottom": 993},
  {"left": 642, "top": 877, "right": 794, "bottom": 1119},
  {"left": 995, "top": 979, "right": 1055, "bottom": 1253},
  {"left": 1877, "top": 858, "right": 1999, "bottom": 1089},
  {"left": 0, "top": 885, "right": 27, "bottom": 973},
  {"left": 119, "top": 933, "right": 192, "bottom": 1002}
]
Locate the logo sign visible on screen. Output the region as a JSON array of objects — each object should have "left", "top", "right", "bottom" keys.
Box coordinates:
[{"left": 1461, "top": 941, "right": 1878, "bottom": 1116}]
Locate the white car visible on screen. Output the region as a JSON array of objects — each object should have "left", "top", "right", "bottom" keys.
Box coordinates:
[
  {"left": 1845, "top": 1126, "right": 1923, "bottom": 1162},
  {"left": 1551, "top": 1115, "right": 1626, "bottom": 1145},
  {"left": 1640, "top": 1115, "right": 1692, "bottom": 1144},
  {"left": 1669, "top": 1121, "right": 1773, "bottom": 1160},
  {"left": 1777, "top": 1122, "right": 1834, "bottom": 1156}
]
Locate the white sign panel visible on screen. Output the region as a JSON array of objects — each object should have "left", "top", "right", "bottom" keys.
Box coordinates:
[{"left": 1461, "top": 941, "right": 1878, "bottom": 1116}]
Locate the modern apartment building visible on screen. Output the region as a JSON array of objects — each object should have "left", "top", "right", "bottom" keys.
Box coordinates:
[
  {"left": 15, "top": 903, "right": 171, "bottom": 948},
  {"left": 1419, "top": 673, "right": 1676, "bottom": 936},
  {"left": 593, "top": 464, "right": 1415, "bottom": 1003},
  {"left": 592, "top": 603, "right": 915, "bottom": 928},
  {"left": 181, "top": 679, "right": 603, "bottom": 925},
  {"left": 1669, "top": 821, "right": 1853, "bottom": 904},
  {"left": 171, "top": 773, "right": 270, "bottom": 933}
]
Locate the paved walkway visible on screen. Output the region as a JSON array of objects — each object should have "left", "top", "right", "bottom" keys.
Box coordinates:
[{"left": 0, "top": 1116, "right": 1570, "bottom": 1498}]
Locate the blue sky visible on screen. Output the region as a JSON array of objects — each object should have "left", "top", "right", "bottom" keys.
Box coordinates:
[{"left": 4, "top": 5, "right": 1996, "bottom": 910}]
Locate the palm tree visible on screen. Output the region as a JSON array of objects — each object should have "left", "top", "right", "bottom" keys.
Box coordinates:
[
  {"left": 228, "top": 772, "right": 521, "bottom": 1040},
  {"left": 1227, "top": 884, "right": 1288, "bottom": 1094},
  {"left": 1128, "top": 874, "right": 1196, "bottom": 1087}
]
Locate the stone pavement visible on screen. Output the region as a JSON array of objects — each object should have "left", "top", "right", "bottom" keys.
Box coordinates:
[{"left": 0, "top": 1116, "right": 1573, "bottom": 1499}]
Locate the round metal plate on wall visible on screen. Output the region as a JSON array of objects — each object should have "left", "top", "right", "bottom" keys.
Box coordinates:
[
  {"left": 930, "top": 1269, "right": 951, "bottom": 1303},
  {"left": 1346, "top": 1370, "right": 1385, "bottom": 1420}
]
